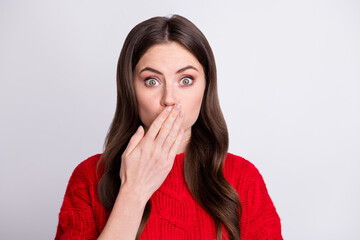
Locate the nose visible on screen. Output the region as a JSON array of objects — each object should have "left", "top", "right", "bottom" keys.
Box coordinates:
[{"left": 160, "top": 85, "right": 177, "bottom": 107}]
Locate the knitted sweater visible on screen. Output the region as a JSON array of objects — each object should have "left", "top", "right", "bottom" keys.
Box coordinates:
[{"left": 55, "top": 153, "right": 282, "bottom": 239}]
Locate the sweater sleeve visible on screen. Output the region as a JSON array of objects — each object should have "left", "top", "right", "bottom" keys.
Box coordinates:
[
  {"left": 241, "top": 162, "right": 283, "bottom": 240},
  {"left": 55, "top": 161, "right": 99, "bottom": 240}
]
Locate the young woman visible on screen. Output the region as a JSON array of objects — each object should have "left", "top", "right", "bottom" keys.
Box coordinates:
[{"left": 55, "top": 15, "right": 282, "bottom": 240}]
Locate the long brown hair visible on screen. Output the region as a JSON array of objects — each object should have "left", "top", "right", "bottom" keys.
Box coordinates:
[{"left": 97, "top": 15, "right": 241, "bottom": 240}]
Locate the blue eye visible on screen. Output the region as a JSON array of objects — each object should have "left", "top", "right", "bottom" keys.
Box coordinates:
[
  {"left": 145, "top": 78, "right": 159, "bottom": 86},
  {"left": 179, "top": 77, "right": 193, "bottom": 86}
]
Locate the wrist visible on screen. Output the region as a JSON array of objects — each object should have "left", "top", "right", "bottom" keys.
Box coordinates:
[
  {"left": 98, "top": 183, "right": 148, "bottom": 240},
  {"left": 118, "top": 183, "right": 149, "bottom": 208}
]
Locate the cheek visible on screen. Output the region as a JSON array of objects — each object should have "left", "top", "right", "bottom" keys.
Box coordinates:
[
  {"left": 137, "top": 97, "right": 159, "bottom": 129},
  {"left": 182, "top": 93, "right": 204, "bottom": 128}
]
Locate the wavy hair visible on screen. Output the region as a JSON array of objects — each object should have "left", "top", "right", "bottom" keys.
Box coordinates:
[{"left": 97, "top": 15, "right": 241, "bottom": 240}]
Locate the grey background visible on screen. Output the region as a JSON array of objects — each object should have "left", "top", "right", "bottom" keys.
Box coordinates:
[{"left": 1, "top": 0, "right": 359, "bottom": 239}]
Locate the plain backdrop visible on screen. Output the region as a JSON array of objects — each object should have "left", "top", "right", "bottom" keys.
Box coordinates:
[{"left": 1, "top": 0, "right": 359, "bottom": 239}]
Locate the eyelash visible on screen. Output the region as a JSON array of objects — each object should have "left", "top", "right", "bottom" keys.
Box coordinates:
[{"left": 144, "top": 76, "right": 194, "bottom": 87}]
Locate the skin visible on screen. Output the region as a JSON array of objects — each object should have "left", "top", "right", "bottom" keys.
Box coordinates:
[
  {"left": 98, "top": 42, "right": 206, "bottom": 240},
  {"left": 134, "top": 42, "right": 206, "bottom": 153}
]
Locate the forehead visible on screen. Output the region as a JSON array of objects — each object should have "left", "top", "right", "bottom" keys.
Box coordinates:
[{"left": 135, "top": 42, "right": 203, "bottom": 73}]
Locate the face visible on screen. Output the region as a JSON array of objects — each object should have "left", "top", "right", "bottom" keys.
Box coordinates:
[{"left": 134, "top": 42, "right": 206, "bottom": 136}]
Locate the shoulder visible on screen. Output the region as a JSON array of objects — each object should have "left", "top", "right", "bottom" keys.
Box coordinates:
[
  {"left": 223, "top": 153, "right": 260, "bottom": 178},
  {"left": 224, "top": 153, "right": 255, "bottom": 169},
  {"left": 74, "top": 153, "right": 102, "bottom": 173},
  {"left": 66, "top": 153, "right": 103, "bottom": 191},
  {"left": 223, "top": 154, "right": 283, "bottom": 238},
  {"left": 223, "top": 153, "right": 264, "bottom": 192},
  {"left": 57, "top": 154, "right": 105, "bottom": 237}
]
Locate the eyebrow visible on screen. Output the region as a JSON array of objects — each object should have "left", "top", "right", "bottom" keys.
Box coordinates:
[{"left": 139, "top": 65, "right": 199, "bottom": 75}]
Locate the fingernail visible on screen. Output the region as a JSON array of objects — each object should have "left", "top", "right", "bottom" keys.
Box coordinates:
[
  {"left": 166, "top": 106, "right": 173, "bottom": 113},
  {"left": 179, "top": 111, "right": 184, "bottom": 119},
  {"left": 137, "top": 126, "right": 143, "bottom": 134},
  {"left": 175, "top": 104, "right": 181, "bottom": 110}
]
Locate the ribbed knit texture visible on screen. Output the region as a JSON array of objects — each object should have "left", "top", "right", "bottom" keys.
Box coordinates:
[{"left": 55, "top": 153, "right": 282, "bottom": 239}]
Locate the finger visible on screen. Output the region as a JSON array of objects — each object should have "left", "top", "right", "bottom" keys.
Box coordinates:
[
  {"left": 123, "top": 125, "right": 144, "bottom": 156},
  {"left": 145, "top": 106, "right": 173, "bottom": 140},
  {"left": 155, "top": 104, "right": 182, "bottom": 146},
  {"left": 161, "top": 110, "right": 184, "bottom": 153},
  {"left": 167, "top": 128, "right": 185, "bottom": 160}
]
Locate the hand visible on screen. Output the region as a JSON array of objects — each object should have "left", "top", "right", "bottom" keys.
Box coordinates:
[{"left": 119, "top": 104, "right": 184, "bottom": 201}]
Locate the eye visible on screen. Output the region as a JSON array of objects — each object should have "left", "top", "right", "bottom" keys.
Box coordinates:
[
  {"left": 179, "top": 77, "right": 193, "bottom": 86},
  {"left": 145, "top": 78, "right": 160, "bottom": 87}
]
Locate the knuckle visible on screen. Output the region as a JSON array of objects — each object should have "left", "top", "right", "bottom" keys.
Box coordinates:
[
  {"left": 156, "top": 113, "right": 167, "bottom": 124},
  {"left": 164, "top": 160, "right": 173, "bottom": 170},
  {"left": 160, "top": 151, "right": 168, "bottom": 160},
  {"left": 151, "top": 145, "right": 161, "bottom": 157},
  {"left": 175, "top": 116, "right": 183, "bottom": 125},
  {"left": 141, "top": 145, "right": 150, "bottom": 156},
  {"left": 168, "top": 132, "right": 177, "bottom": 140},
  {"left": 153, "top": 121, "right": 162, "bottom": 129},
  {"left": 138, "top": 147, "right": 145, "bottom": 155},
  {"left": 168, "top": 151, "right": 175, "bottom": 159},
  {"left": 168, "top": 114, "right": 177, "bottom": 122},
  {"left": 165, "top": 134, "right": 176, "bottom": 145},
  {"left": 159, "top": 158, "right": 169, "bottom": 169},
  {"left": 162, "top": 139, "right": 170, "bottom": 149},
  {"left": 161, "top": 124, "right": 172, "bottom": 133}
]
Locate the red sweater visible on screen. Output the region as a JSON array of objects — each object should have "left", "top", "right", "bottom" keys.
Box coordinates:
[{"left": 55, "top": 153, "right": 282, "bottom": 239}]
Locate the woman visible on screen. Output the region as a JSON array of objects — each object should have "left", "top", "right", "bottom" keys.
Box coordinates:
[{"left": 55, "top": 15, "right": 282, "bottom": 240}]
